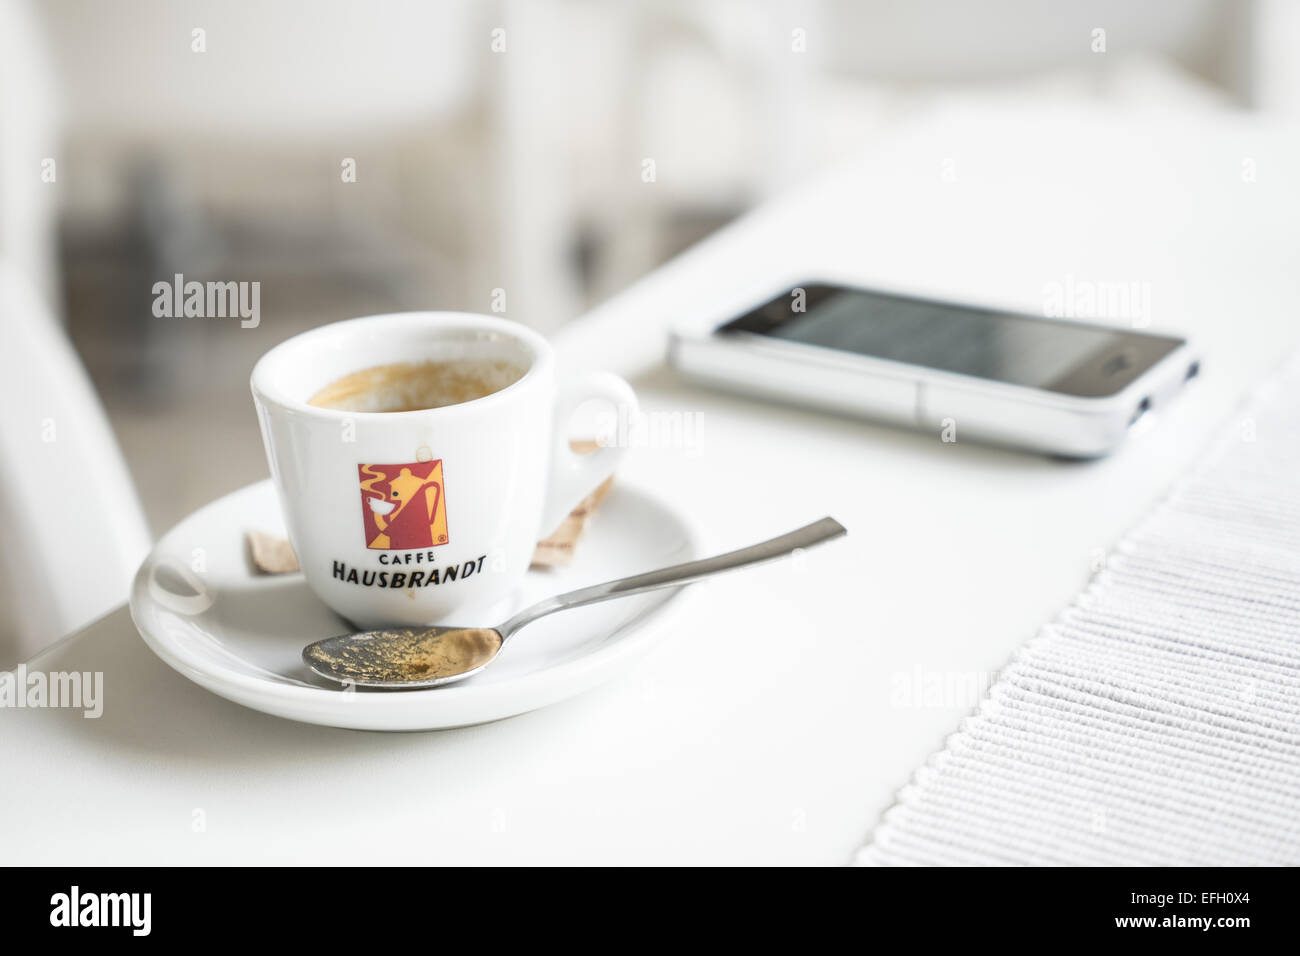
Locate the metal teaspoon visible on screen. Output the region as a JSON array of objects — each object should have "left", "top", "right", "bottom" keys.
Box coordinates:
[{"left": 302, "top": 516, "right": 846, "bottom": 690}]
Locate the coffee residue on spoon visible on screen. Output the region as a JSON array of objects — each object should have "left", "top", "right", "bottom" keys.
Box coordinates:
[
  {"left": 401, "top": 628, "right": 501, "bottom": 680},
  {"left": 307, "top": 627, "right": 503, "bottom": 684}
]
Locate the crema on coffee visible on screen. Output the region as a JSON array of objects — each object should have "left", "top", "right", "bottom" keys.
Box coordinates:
[{"left": 307, "top": 359, "right": 526, "bottom": 413}]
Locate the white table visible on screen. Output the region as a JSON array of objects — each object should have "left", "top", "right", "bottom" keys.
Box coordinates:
[{"left": 6, "top": 105, "right": 1300, "bottom": 864}]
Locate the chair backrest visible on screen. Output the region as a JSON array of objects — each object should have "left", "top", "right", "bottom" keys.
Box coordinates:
[
  {"left": 0, "top": 0, "right": 61, "bottom": 308},
  {"left": 0, "top": 261, "right": 150, "bottom": 666}
]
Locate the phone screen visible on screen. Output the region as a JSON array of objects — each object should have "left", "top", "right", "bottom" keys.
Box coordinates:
[{"left": 719, "top": 284, "right": 1184, "bottom": 397}]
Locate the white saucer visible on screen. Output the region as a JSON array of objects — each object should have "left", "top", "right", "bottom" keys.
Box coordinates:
[{"left": 129, "top": 479, "right": 700, "bottom": 731}]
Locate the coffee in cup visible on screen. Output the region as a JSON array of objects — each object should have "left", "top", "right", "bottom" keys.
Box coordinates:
[{"left": 307, "top": 359, "right": 527, "bottom": 413}]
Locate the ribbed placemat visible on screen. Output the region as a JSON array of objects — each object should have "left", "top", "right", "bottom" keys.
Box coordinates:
[{"left": 858, "top": 359, "right": 1300, "bottom": 866}]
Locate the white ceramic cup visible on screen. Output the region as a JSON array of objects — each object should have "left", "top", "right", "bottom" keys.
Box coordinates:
[{"left": 251, "top": 312, "right": 637, "bottom": 629}]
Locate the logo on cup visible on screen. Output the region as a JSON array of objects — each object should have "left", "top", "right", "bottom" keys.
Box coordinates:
[{"left": 359, "top": 461, "right": 449, "bottom": 550}]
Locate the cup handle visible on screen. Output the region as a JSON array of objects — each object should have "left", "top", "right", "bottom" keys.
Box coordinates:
[{"left": 540, "top": 371, "right": 638, "bottom": 536}]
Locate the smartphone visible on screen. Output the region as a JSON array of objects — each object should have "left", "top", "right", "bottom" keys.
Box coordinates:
[{"left": 668, "top": 281, "right": 1199, "bottom": 458}]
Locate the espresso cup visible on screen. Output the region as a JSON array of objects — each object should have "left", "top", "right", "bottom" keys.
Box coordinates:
[{"left": 251, "top": 312, "right": 637, "bottom": 629}]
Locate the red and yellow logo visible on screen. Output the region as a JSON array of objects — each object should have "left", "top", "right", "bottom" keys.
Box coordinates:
[{"left": 358, "top": 460, "right": 449, "bottom": 550}]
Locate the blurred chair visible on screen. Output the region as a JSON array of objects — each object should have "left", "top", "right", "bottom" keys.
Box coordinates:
[
  {"left": 0, "top": 0, "right": 60, "bottom": 307},
  {"left": 534, "top": 0, "right": 1249, "bottom": 308},
  {"left": 0, "top": 262, "right": 150, "bottom": 667}
]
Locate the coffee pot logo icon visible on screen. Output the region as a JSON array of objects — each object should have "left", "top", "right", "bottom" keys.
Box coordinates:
[{"left": 357, "top": 460, "right": 449, "bottom": 550}]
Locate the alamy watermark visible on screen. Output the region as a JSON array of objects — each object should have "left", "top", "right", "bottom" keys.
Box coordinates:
[
  {"left": 152, "top": 273, "right": 260, "bottom": 328},
  {"left": 1, "top": 665, "right": 103, "bottom": 718},
  {"left": 50, "top": 886, "right": 150, "bottom": 936},
  {"left": 595, "top": 406, "right": 704, "bottom": 454},
  {"left": 890, "top": 665, "right": 995, "bottom": 709},
  {"left": 1043, "top": 274, "right": 1151, "bottom": 328}
]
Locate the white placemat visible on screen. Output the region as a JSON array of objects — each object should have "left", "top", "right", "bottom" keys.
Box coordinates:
[{"left": 859, "top": 360, "right": 1300, "bottom": 866}]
